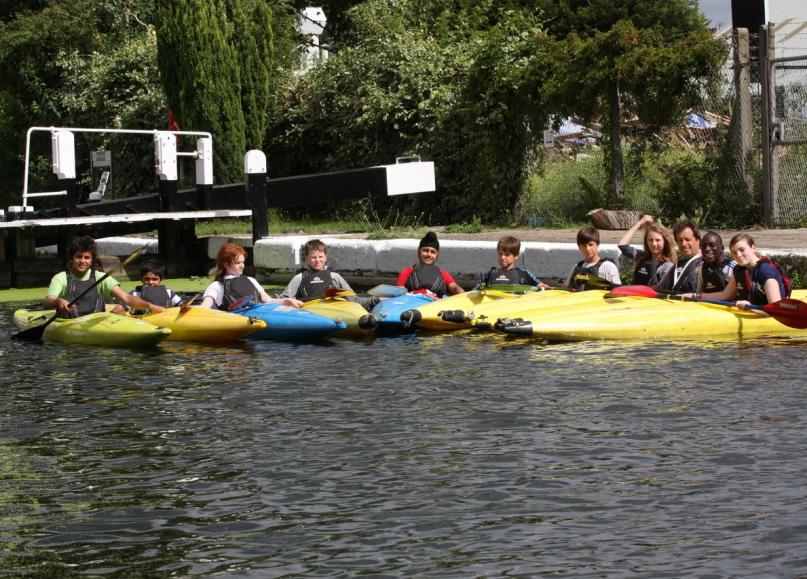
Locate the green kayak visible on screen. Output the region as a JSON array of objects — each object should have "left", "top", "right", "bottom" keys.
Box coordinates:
[{"left": 13, "top": 310, "right": 171, "bottom": 348}]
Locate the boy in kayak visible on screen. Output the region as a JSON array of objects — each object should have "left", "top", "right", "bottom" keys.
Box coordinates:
[
  {"left": 200, "top": 242, "right": 302, "bottom": 310},
  {"left": 479, "top": 236, "right": 549, "bottom": 288},
  {"left": 115, "top": 259, "right": 184, "bottom": 314},
  {"left": 396, "top": 231, "right": 465, "bottom": 296},
  {"left": 564, "top": 227, "right": 621, "bottom": 290},
  {"left": 44, "top": 235, "right": 165, "bottom": 317},
  {"left": 697, "top": 232, "right": 735, "bottom": 292},
  {"left": 282, "top": 239, "right": 380, "bottom": 310},
  {"left": 282, "top": 239, "right": 353, "bottom": 300}
]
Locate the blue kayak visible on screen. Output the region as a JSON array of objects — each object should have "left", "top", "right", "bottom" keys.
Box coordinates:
[
  {"left": 371, "top": 293, "right": 437, "bottom": 332},
  {"left": 233, "top": 303, "right": 347, "bottom": 341}
]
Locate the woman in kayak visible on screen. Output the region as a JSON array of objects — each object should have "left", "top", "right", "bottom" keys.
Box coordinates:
[
  {"left": 199, "top": 242, "right": 302, "bottom": 310},
  {"left": 44, "top": 235, "right": 165, "bottom": 317},
  {"left": 396, "top": 231, "right": 465, "bottom": 296},
  {"left": 688, "top": 233, "right": 788, "bottom": 309},
  {"left": 617, "top": 215, "right": 676, "bottom": 286}
]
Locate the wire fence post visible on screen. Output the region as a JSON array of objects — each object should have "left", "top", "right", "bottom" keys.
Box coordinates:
[{"left": 760, "top": 24, "right": 775, "bottom": 225}]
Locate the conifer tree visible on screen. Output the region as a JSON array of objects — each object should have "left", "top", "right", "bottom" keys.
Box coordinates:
[{"left": 155, "top": 0, "right": 247, "bottom": 183}]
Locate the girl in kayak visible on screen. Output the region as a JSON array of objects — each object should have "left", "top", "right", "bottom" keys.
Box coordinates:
[
  {"left": 396, "top": 231, "right": 465, "bottom": 296},
  {"left": 617, "top": 215, "right": 676, "bottom": 286},
  {"left": 688, "top": 233, "right": 788, "bottom": 309},
  {"left": 200, "top": 242, "right": 302, "bottom": 310},
  {"left": 44, "top": 235, "right": 165, "bottom": 317}
]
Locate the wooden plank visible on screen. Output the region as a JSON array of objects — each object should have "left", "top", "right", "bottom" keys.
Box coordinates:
[{"left": 0, "top": 209, "right": 252, "bottom": 230}]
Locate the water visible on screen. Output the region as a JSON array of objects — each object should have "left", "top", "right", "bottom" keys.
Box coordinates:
[{"left": 2, "top": 303, "right": 807, "bottom": 577}]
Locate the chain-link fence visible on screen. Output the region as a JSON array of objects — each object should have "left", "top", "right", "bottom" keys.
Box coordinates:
[
  {"left": 769, "top": 28, "right": 807, "bottom": 225},
  {"left": 521, "top": 25, "right": 807, "bottom": 229}
]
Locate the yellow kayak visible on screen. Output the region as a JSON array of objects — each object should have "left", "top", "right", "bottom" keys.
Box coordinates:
[
  {"left": 401, "top": 288, "right": 529, "bottom": 331},
  {"left": 301, "top": 296, "right": 377, "bottom": 337},
  {"left": 469, "top": 290, "right": 605, "bottom": 330},
  {"left": 496, "top": 289, "right": 807, "bottom": 341},
  {"left": 132, "top": 306, "right": 267, "bottom": 342},
  {"left": 13, "top": 310, "right": 171, "bottom": 348}
]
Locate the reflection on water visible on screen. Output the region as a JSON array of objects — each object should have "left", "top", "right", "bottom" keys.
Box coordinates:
[{"left": 2, "top": 303, "right": 807, "bottom": 576}]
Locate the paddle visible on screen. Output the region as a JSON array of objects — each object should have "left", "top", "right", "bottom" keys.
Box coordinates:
[
  {"left": 12, "top": 246, "right": 146, "bottom": 342},
  {"left": 606, "top": 285, "right": 807, "bottom": 329},
  {"left": 179, "top": 293, "right": 201, "bottom": 314}
]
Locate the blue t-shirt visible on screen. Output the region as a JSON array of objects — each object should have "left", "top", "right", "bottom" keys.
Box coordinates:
[{"left": 734, "top": 260, "right": 785, "bottom": 305}]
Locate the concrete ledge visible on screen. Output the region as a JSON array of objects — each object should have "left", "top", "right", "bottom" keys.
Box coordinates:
[
  {"left": 251, "top": 236, "right": 623, "bottom": 283},
  {"left": 53, "top": 235, "right": 807, "bottom": 290}
]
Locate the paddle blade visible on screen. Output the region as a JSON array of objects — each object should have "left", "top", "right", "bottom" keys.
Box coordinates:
[
  {"left": 764, "top": 299, "right": 807, "bottom": 329},
  {"left": 366, "top": 284, "right": 407, "bottom": 298},
  {"left": 180, "top": 293, "right": 201, "bottom": 314},
  {"left": 11, "top": 313, "right": 57, "bottom": 342},
  {"left": 606, "top": 285, "right": 660, "bottom": 298},
  {"left": 322, "top": 287, "right": 355, "bottom": 298}
]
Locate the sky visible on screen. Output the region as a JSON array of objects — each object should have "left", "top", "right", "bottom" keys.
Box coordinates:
[{"left": 699, "top": 0, "right": 733, "bottom": 30}]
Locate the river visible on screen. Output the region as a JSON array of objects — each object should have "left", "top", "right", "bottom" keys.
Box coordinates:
[{"left": 2, "top": 302, "right": 807, "bottom": 577}]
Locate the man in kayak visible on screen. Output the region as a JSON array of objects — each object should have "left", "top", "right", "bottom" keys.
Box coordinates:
[
  {"left": 697, "top": 232, "right": 735, "bottom": 292},
  {"left": 655, "top": 219, "right": 703, "bottom": 293},
  {"left": 44, "top": 235, "right": 165, "bottom": 317},
  {"left": 396, "top": 231, "right": 465, "bottom": 296},
  {"left": 564, "top": 227, "right": 621, "bottom": 290},
  {"left": 480, "top": 236, "right": 549, "bottom": 288}
]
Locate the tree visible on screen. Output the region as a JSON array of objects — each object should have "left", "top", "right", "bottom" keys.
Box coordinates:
[
  {"left": 0, "top": 0, "right": 159, "bottom": 206},
  {"left": 155, "top": 0, "right": 246, "bottom": 183},
  {"left": 532, "top": 0, "right": 726, "bottom": 208}
]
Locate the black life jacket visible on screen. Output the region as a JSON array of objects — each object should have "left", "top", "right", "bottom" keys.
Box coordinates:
[
  {"left": 129, "top": 284, "right": 172, "bottom": 315},
  {"left": 220, "top": 276, "right": 261, "bottom": 310},
  {"left": 699, "top": 258, "right": 731, "bottom": 293},
  {"left": 482, "top": 267, "right": 535, "bottom": 287},
  {"left": 405, "top": 263, "right": 447, "bottom": 295},
  {"left": 664, "top": 255, "right": 702, "bottom": 293},
  {"left": 569, "top": 258, "right": 614, "bottom": 291},
  {"left": 734, "top": 258, "right": 788, "bottom": 306},
  {"left": 61, "top": 268, "right": 105, "bottom": 318},
  {"left": 296, "top": 269, "right": 334, "bottom": 300},
  {"left": 631, "top": 257, "right": 671, "bottom": 286}
]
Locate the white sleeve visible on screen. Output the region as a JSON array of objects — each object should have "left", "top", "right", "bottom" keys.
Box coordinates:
[
  {"left": 203, "top": 280, "right": 225, "bottom": 307},
  {"left": 168, "top": 289, "right": 183, "bottom": 306},
  {"left": 281, "top": 273, "right": 303, "bottom": 298},
  {"left": 601, "top": 261, "right": 622, "bottom": 285}
]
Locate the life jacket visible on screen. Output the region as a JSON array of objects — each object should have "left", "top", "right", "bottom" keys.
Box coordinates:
[
  {"left": 569, "top": 258, "right": 614, "bottom": 291},
  {"left": 129, "top": 284, "right": 171, "bottom": 315},
  {"left": 699, "top": 258, "right": 733, "bottom": 292},
  {"left": 220, "top": 275, "right": 261, "bottom": 310},
  {"left": 663, "top": 255, "right": 702, "bottom": 293},
  {"left": 734, "top": 257, "right": 791, "bottom": 305},
  {"left": 404, "top": 263, "right": 447, "bottom": 295},
  {"left": 482, "top": 267, "right": 535, "bottom": 287},
  {"left": 61, "top": 268, "right": 105, "bottom": 318},
  {"left": 631, "top": 257, "right": 672, "bottom": 286},
  {"left": 296, "top": 269, "right": 334, "bottom": 300}
]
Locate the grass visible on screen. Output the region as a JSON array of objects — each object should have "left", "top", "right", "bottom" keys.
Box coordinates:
[
  {"left": 195, "top": 217, "right": 369, "bottom": 237},
  {"left": 0, "top": 278, "right": 287, "bottom": 305}
]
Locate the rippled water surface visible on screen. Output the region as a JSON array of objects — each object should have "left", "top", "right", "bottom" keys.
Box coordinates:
[{"left": 2, "top": 303, "right": 807, "bottom": 577}]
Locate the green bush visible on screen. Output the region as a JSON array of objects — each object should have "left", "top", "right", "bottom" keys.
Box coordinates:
[{"left": 521, "top": 152, "right": 606, "bottom": 226}]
